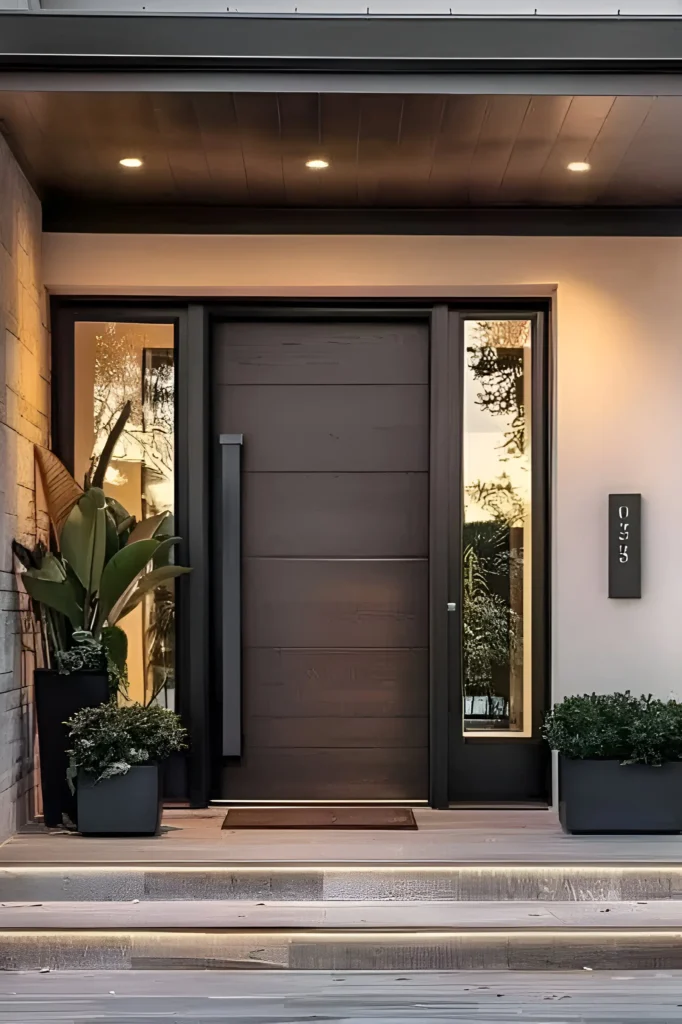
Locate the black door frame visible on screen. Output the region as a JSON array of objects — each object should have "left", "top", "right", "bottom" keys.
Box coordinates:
[
  {"left": 51, "top": 295, "right": 551, "bottom": 809},
  {"left": 445, "top": 309, "right": 551, "bottom": 806}
]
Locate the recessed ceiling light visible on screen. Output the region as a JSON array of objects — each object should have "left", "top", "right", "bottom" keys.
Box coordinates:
[
  {"left": 305, "top": 158, "right": 329, "bottom": 170},
  {"left": 567, "top": 161, "right": 591, "bottom": 173},
  {"left": 119, "top": 157, "right": 143, "bottom": 168}
]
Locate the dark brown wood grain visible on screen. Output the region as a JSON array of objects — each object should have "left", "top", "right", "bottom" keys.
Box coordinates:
[
  {"left": 220, "top": 747, "right": 428, "bottom": 801},
  {"left": 243, "top": 558, "right": 428, "bottom": 649},
  {"left": 216, "top": 384, "right": 429, "bottom": 472},
  {"left": 467, "top": 95, "right": 532, "bottom": 204},
  {"left": 213, "top": 321, "right": 429, "bottom": 386},
  {"left": 244, "top": 716, "right": 428, "bottom": 749},
  {"left": 242, "top": 648, "right": 429, "bottom": 718},
  {"left": 214, "top": 317, "right": 429, "bottom": 801},
  {"left": 242, "top": 472, "right": 428, "bottom": 558}
]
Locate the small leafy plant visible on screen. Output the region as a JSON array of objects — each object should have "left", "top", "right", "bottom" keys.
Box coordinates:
[
  {"left": 66, "top": 701, "right": 187, "bottom": 786},
  {"left": 542, "top": 691, "right": 682, "bottom": 766}
]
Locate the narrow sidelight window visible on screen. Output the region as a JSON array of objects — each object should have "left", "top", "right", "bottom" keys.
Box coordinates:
[
  {"left": 74, "top": 322, "right": 176, "bottom": 708},
  {"left": 462, "top": 319, "right": 532, "bottom": 736}
]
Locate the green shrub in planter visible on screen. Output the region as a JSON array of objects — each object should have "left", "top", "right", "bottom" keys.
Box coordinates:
[
  {"left": 543, "top": 692, "right": 682, "bottom": 834},
  {"left": 67, "top": 702, "right": 187, "bottom": 835},
  {"left": 13, "top": 402, "right": 191, "bottom": 828}
]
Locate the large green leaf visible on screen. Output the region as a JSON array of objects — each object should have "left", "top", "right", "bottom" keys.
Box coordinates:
[
  {"left": 104, "top": 508, "right": 121, "bottom": 564},
  {"left": 106, "top": 496, "right": 132, "bottom": 527},
  {"left": 116, "top": 565, "right": 192, "bottom": 621},
  {"left": 20, "top": 574, "right": 83, "bottom": 630},
  {"left": 97, "top": 538, "right": 159, "bottom": 627},
  {"left": 33, "top": 552, "right": 67, "bottom": 583},
  {"left": 126, "top": 511, "right": 170, "bottom": 546},
  {"left": 152, "top": 536, "right": 180, "bottom": 570},
  {"left": 60, "top": 488, "right": 108, "bottom": 600}
]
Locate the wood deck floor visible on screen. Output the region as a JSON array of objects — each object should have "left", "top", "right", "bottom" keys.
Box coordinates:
[{"left": 4, "top": 808, "right": 682, "bottom": 865}]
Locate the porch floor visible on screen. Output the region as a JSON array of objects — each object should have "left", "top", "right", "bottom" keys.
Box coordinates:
[{"left": 3, "top": 808, "right": 682, "bottom": 864}]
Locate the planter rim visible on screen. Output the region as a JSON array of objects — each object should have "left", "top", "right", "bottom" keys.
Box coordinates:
[
  {"left": 34, "top": 668, "right": 109, "bottom": 679},
  {"left": 559, "top": 755, "right": 682, "bottom": 765},
  {"left": 78, "top": 761, "right": 160, "bottom": 781}
]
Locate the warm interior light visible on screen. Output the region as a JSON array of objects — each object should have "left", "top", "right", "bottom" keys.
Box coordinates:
[
  {"left": 103, "top": 466, "right": 127, "bottom": 487},
  {"left": 119, "top": 157, "right": 143, "bottom": 168},
  {"left": 567, "top": 161, "right": 591, "bottom": 173},
  {"left": 305, "top": 158, "right": 329, "bottom": 170}
]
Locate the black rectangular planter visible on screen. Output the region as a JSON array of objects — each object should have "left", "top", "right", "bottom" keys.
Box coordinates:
[
  {"left": 77, "top": 765, "right": 162, "bottom": 836},
  {"left": 34, "top": 669, "right": 110, "bottom": 828},
  {"left": 560, "top": 756, "right": 682, "bottom": 834}
]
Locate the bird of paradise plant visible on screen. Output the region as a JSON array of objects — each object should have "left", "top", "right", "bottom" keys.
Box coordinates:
[{"left": 13, "top": 403, "right": 191, "bottom": 694}]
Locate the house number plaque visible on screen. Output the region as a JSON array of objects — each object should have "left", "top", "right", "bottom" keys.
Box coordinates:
[{"left": 608, "top": 494, "right": 641, "bottom": 599}]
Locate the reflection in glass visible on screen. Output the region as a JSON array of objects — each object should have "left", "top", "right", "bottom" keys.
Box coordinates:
[
  {"left": 462, "top": 320, "right": 532, "bottom": 735},
  {"left": 74, "top": 323, "right": 176, "bottom": 709}
]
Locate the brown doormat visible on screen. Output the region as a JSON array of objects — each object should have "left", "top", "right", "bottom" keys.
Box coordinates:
[{"left": 222, "top": 807, "right": 417, "bottom": 830}]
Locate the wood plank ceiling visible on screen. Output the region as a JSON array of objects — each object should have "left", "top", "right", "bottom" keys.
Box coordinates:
[{"left": 0, "top": 91, "right": 678, "bottom": 207}]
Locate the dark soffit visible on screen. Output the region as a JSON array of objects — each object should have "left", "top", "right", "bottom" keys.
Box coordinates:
[
  {"left": 6, "top": 91, "right": 682, "bottom": 211},
  {"left": 41, "top": 203, "right": 682, "bottom": 236}
]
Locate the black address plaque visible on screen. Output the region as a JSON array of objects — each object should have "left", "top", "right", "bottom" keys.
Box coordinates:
[{"left": 608, "top": 494, "right": 641, "bottom": 599}]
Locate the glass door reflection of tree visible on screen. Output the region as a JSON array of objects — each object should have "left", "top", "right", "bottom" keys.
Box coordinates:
[
  {"left": 462, "top": 320, "right": 532, "bottom": 736},
  {"left": 74, "top": 323, "right": 176, "bottom": 708}
]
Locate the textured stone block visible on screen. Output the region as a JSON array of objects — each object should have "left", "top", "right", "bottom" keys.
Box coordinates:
[
  {"left": 144, "top": 869, "right": 325, "bottom": 903},
  {"left": 0, "top": 868, "right": 145, "bottom": 904},
  {"left": 0, "top": 133, "right": 49, "bottom": 839},
  {"left": 0, "top": 251, "right": 19, "bottom": 338},
  {"left": 0, "top": 513, "right": 19, "bottom": 573}
]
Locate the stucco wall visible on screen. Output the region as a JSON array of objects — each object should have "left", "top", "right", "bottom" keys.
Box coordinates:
[
  {"left": 43, "top": 232, "right": 682, "bottom": 708},
  {"left": 0, "top": 136, "right": 50, "bottom": 840}
]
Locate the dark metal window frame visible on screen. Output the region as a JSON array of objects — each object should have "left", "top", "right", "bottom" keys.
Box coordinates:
[
  {"left": 448, "top": 310, "right": 550, "bottom": 805},
  {"left": 50, "top": 299, "right": 211, "bottom": 807},
  {"left": 51, "top": 295, "right": 551, "bottom": 808}
]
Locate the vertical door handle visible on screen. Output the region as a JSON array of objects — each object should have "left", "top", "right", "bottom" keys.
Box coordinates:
[{"left": 219, "top": 434, "right": 243, "bottom": 756}]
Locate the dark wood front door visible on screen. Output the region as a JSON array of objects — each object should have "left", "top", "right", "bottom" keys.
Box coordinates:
[{"left": 213, "top": 318, "right": 430, "bottom": 802}]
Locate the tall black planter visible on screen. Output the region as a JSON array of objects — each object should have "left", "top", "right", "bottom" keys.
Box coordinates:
[
  {"left": 163, "top": 750, "right": 188, "bottom": 802},
  {"left": 34, "top": 670, "right": 110, "bottom": 828}
]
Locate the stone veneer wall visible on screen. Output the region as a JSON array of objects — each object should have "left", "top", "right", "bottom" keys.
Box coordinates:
[{"left": 0, "top": 134, "right": 50, "bottom": 840}]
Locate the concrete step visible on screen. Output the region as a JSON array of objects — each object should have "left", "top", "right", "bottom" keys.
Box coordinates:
[
  {"left": 2, "top": 862, "right": 681, "bottom": 902},
  {"left": 4, "top": 859, "right": 682, "bottom": 973},
  {"left": 0, "top": 898, "right": 679, "bottom": 929},
  {"left": 2, "top": 899, "right": 682, "bottom": 972},
  {"left": 2, "top": 921, "right": 682, "bottom": 972}
]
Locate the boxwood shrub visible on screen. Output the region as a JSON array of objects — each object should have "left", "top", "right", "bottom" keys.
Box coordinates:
[{"left": 542, "top": 691, "right": 682, "bottom": 765}]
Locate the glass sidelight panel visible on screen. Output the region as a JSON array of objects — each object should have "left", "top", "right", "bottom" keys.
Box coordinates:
[
  {"left": 74, "top": 322, "right": 176, "bottom": 708},
  {"left": 462, "top": 319, "right": 532, "bottom": 736}
]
